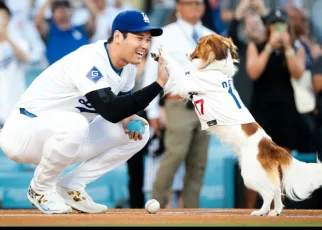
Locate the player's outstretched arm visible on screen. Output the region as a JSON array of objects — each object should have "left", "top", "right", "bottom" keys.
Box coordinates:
[
  {"left": 86, "top": 49, "right": 169, "bottom": 123},
  {"left": 85, "top": 82, "right": 163, "bottom": 124}
]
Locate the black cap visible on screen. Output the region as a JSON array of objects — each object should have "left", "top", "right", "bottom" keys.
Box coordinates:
[
  {"left": 264, "top": 8, "right": 289, "bottom": 25},
  {"left": 51, "top": 0, "right": 70, "bottom": 12}
]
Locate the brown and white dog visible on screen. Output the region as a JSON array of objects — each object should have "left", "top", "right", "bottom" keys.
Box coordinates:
[{"left": 152, "top": 34, "right": 322, "bottom": 216}]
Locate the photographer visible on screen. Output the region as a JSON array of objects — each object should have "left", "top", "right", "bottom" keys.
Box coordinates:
[
  {"left": 227, "top": 0, "right": 268, "bottom": 108},
  {"left": 246, "top": 8, "right": 305, "bottom": 153}
]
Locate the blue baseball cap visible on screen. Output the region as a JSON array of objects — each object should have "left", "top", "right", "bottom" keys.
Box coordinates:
[{"left": 111, "top": 10, "right": 163, "bottom": 37}]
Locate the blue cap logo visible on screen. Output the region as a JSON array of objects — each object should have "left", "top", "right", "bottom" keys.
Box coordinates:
[
  {"left": 141, "top": 12, "right": 150, "bottom": 23},
  {"left": 112, "top": 10, "right": 163, "bottom": 37}
]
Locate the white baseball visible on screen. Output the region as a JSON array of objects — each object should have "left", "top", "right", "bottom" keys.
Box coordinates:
[{"left": 145, "top": 199, "right": 160, "bottom": 214}]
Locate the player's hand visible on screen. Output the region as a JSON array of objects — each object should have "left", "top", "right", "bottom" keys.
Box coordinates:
[
  {"left": 280, "top": 31, "right": 291, "bottom": 48},
  {"left": 268, "top": 31, "right": 281, "bottom": 48},
  {"left": 251, "top": 0, "right": 268, "bottom": 16},
  {"left": 235, "top": 0, "right": 250, "bottom": 19},
  {"left": 156, "top": 47, "right": 169, "bottom": 88},
  {"left": 122, "top": 115, "right": 148, "bottom": 141}
]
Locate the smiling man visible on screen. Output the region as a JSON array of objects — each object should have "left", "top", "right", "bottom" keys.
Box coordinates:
[{"left": 0, "top": 10, "right": 168, "bottom": 214}]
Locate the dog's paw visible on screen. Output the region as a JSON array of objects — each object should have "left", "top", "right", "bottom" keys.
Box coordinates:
[
  {"left": 268, "top": 210, "right": 281, "bottom": 217},
  {"left": 159, "top": 46, "right": 170, "bottom": 61},
  {"left": 250, "top": 210, "right": 266, "bottom": 216},
  {"left": 150, "top": 52, "right": 159, "bottom": 62},
  {"left": 159, "top": 46, "right": 166, "bottom": 55}
]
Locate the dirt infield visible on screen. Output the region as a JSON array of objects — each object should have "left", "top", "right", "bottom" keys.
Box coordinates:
[{"left": 1, "top": 209, "right": 322, "bottom": 226}]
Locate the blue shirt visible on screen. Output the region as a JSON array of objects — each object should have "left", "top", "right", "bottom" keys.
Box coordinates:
[{"left": 46, "top": 20, "right": 89, "bottom": 64}]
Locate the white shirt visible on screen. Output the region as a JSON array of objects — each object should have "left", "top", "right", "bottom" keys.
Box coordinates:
[
  {"left": 17, "top": 40, "right": 137, "bottom": 122},
  {"left": 142, "top": 18, "right": 215, "bottom": 119},
  {"left": 0, "top": 21, "right": 30, "bottom": 124}
]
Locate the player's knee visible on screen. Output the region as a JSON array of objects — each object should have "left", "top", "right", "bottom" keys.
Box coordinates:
[
  {"left": 1, "top": 141, "right": 25, "bottom": 163},
  {"left": 4, "top": 151, "right": 25, "bottom": 163},
  {"left": 0, "top": 132, "right": 24, "bottom": 163},
  {"left": 54, "top": 114, "right": 89, "bottom": 144}
]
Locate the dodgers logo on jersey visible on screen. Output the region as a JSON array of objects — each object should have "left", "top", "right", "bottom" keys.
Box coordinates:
[
  {"left": 75, "top": 99, "right": 97, "bottom": 114},
  {"left": 86, "top": 66, "right": 103, "bottom": 83}
]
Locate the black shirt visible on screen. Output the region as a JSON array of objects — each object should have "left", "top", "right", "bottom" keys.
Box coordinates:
[
  {"left": 312, "top": 55, "right": 322, "bottom": 112},
  {"left": 251, "top": 43, "right": 295, "bottom": 105}
]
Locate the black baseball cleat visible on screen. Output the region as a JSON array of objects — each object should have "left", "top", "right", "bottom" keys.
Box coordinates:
[{"left": 316, "top": 151, "right": 322, "bottom": 164}]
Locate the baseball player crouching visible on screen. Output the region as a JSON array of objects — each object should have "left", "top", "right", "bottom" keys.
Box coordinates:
[{"left": 0, "top": 10, "right": 168, "bottom": 214}]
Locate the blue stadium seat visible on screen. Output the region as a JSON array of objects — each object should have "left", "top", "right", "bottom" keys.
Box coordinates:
[{"left": 291, "top": 151, "right": 316, "bottom": 163}]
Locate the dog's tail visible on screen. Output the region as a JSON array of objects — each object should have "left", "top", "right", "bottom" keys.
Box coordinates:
[{"left": 282, "top": 155, "right": 322, "bottom": 201}]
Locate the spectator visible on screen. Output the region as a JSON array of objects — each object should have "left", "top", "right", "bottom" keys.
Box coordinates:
[
  {"left": 142, "top": 0, "right": 214, "bottom": 208},
  {"left": 220, "top": 0, "right": 270, "bottom": 25},
  {"left": 3, "top": 0, "right": 46, "bottom": 67},
  {"left": 227, "top": 0, "right": 268, "bottom": 107},
  {"left": 201, "top": 0, "right": 228, "bottom": 35},
  {"left": 34, "top": 0, "right": 98, "bottom": 64},
  {"left": 144, "top": 132, "right": 185, "bottom": 209},
  {"left": 312, "top": 53, "right": 322, "bottom": 163},
  {"left": 147, "top": 0, "right": 176, "bottom": 28},
  {"left": 287, "top": 5, "right": 317, "bottom": 153},
  {"left": 311, "top": 0, "right": 322, "bottom": 44},
  {"left": 0, "top": 2, "right": 30, "bottom": 126},
  {"left": 90, "top": 0, "right": 121, "bottom": 43},
  {"left": 113, "top": 0, "right": 133, "bottom": 10},
  {"left": 247, "top": 7, "right": 306, "bottom": 152}
]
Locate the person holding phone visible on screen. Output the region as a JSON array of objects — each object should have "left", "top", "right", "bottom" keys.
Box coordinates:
[{"left": 245, "top": 8, "right": 307, "bottom": 209}]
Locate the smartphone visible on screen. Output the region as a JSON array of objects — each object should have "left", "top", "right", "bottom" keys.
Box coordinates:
[{"left": 274, "top": 22, "right": 287, "bottom": 33}]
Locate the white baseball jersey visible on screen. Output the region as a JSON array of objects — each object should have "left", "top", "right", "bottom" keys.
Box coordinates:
[
  {"left": 182, "top": 68, "right": 255, "bottom": 130},
  {"left": 16, "top": 40, "right": 137, "bottom": 122}
]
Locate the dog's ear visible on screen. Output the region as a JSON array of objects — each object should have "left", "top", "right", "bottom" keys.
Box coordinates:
[
  {"left": 224, "top": 37, "right": 239, "bottom": 63},
  {"left": 189, "top": 36, "right": 215, "bottom": 69},
  {"left": 197, "top": 36, "right": 217, "bottom": 69},
  {"left": 190, "top": 36, "right": 208, "bottom": 60}
]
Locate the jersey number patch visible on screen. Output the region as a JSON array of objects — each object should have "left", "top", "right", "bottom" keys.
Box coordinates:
[{"left": 194, "top": 99, "right": 204, "bottom": 115}]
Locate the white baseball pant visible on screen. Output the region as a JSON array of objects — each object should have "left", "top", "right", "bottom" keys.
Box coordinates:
[{"left": 0, "top": 108, "right": 149, "bottom": 193}]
